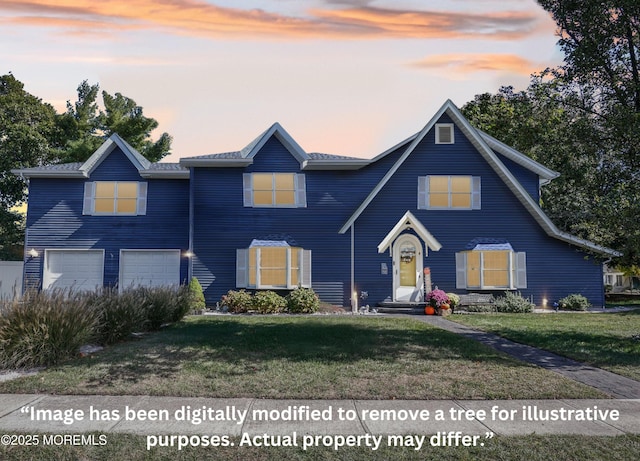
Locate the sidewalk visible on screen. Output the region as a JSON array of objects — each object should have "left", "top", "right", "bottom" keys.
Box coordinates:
[
  {"left": 406, "top": 313, "right": 640, "bottom": 399},
  {"left": 0, "top": 394, "right": 638, "bottom": 436}
]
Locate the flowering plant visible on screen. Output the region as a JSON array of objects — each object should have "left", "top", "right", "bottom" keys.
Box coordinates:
[{"left": 426, "top": 289, "right": 449, "bottom": 308}]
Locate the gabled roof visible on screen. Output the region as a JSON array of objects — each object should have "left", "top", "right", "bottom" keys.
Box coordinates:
[
  {"left": 339, "top": 99, "right": 618, "bottom": 257},
  {"left": 12, "top": 133, "right": 189, "bottom": 179},
  {"left": 181, "top": 123, "right": 310, "bottom": 168},
  {"left": 378, "top": 211, "right": 442, "bottom": 254},
  {"left": 181, "top": 123, "right": 369, "bottom": 170}
]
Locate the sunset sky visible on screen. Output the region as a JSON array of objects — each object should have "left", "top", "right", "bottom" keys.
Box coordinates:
[{"left": 1, "top": 0, "right": 562, "bottom": 162}]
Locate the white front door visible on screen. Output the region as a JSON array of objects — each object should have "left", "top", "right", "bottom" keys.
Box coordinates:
[{"left": 393, "top": 234, "right": 423, "bottom": 302}]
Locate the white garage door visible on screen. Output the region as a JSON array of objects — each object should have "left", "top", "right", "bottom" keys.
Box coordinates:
[
  {"left": 120, "top": 250, "right": 180, "bottom": 290},
  {"left": 43, "top": 249, "right": 104, "bottom": 291}
]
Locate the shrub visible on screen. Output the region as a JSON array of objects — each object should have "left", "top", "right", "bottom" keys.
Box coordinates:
[
  {"left": 558, "top": 293, "right": 591, "bottom": 311},
  {"left": 221, "top": 289, "right": 253, "bottom": 313},
  {"left": 493, "top": 291, "right": 535, "bottom": 313},
  {"left": 286, "top": 288, "right": 320, "bottom": 313},
  {"left": 188, "top": 277, "right": 206, "bottom": 313},
  {"left": 0, "top": 290, "right": 100, "bottom": 368},
  {"left": 252, "top": 290, "right": 287, "bottom": 314}
]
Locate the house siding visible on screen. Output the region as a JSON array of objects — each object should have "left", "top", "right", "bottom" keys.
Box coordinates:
[
  {"left": 23, "top": 147, "right": 189, "bottom": 290},
  {"left": 351, "top": 115, "right": 605, "bottom": 306},
  {"left": 192, "top": 136, "right": 406, "bottom": 306}
]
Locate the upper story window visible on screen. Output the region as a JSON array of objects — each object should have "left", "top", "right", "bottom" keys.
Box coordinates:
[
  {"left": 83, "top": 181, "right": 147, "bottom": 216},
  {"left": 418, "top": 175, "right": 481, "bottom": 210},
  {"left": 435, "top": 123, "right": 454, "bottom": 144},
  {"left": 243, "top": 173, "right": 306, "bottom": 208}
]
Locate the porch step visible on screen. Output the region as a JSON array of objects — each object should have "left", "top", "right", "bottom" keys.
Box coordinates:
[{"left": 376, "top": 301, "right": 426, "bottom": 315}]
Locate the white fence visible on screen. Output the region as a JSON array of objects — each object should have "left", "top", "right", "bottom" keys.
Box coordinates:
[{"left": 0, "top": 261, "right": 23, "bottom": 300}]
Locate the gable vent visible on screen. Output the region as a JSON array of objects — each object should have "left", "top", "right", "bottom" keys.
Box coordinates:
[{"left": 435, "top": 123, "right": 454, "bottom": 144}]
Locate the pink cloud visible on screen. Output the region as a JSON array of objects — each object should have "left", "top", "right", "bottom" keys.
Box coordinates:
[
  {"left": 410, "top": 53, "right": 538, "bottom": 75},
  {"left": 1, "top": 0, "right": 546, "bottom": 40}
]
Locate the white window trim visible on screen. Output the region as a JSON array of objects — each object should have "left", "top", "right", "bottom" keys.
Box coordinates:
[
  {"left": 243, "top": 173, "right": 307, "bottom": 208},
  {"left": 418, "top": 175, "right": 481, "bottom": 210},
  {"left": 83, "top": 181, "right": 147, "bottom": 216},
  {"left": 236, "top": 246, "right": 311, "bottom": 289},
  {"left": 435, "top": 123, "right": 455, "bottom": 144},
  {"left": 455, "top": 250, "right": 527, "bottom": 290}
]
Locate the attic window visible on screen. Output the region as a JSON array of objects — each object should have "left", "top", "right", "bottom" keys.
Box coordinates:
[
  {"left": 243, "top": 173, "right": 306, "bottom": 208},
  {"left": 435, "top": 123, "right": 454, "bottom": 144}
]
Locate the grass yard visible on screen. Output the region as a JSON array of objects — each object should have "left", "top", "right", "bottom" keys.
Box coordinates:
[
  {"left": 1, "top": 433, "right": 639, "bottom": 461},
  {"left": 451, "top": 310, "right": 640, "bottom": 381},
  {"left": 0, "top": 315, "right": 606, "bottom": 399}
]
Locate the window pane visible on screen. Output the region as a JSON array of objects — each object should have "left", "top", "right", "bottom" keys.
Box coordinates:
[
  {"left": 429, "top": 193, "right": 449, "bottom": 208},
  {"left": 290, "top": 249, "right": 299, "bottom": 287},
  {"left": 451, "top": 176, "right": 471, "bottom": 193},
  {"left": 274, "top": 174, "right": 295, "bottom": 190},
  {"left": 253, "top": 173, "right": 273, "bottom": 190},
  {"left": 466, "top": 252, "right": 480, "bottom": 287},
  {"left": 117, "top": 198, "right": 137, "bottom": 214},
  {"left": 260, "top": 247, "right": 286, "bottom": 286},
  {"left": 95, "top": 182, "right": 115, "bottom": 198},
  {"left": 451, "top": 194, "right": 471, "bottom": 208},
  {"left": 253, "top": 191, "right": 273, "bottom": 206},
  {"left": 275, "top": 190, "right": 295, "bottom": 205},
  {"left": 483, "top": 251, "right": 509, "bottom": 287},
  {"left": 429, "top": 176, "right": 449, "bottom": 194},
  {"left": 117, "top": 182, "right": 138, "bottom": 198},
  {"left": 94, "top": 198, "right": 114, "bottom": 213},
  {"left": 483, "top": 251, "right": 508, "bottom": 269},
  {"left": 249, "top": 249, "right": 257, "bottom": 286}
]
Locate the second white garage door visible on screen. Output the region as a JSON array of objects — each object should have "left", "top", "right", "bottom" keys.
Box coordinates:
[{"left": 119, "top": 250, "right": 180, "bottom": 290}]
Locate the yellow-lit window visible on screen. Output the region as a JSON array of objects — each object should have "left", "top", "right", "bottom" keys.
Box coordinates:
[
  {"left": 246, "top": 246, "right": 303, "bottom": 288},
  {"left": 94, "top": 181, "right": 139, "bottom": 215},
  {"left": 245, "top": 173, "right": 304, "bottom": 207},
  {"left": 428, "top": 176, "right": 472, "bottom": 209},
  {"left": 466, "top": 250, "right": 510, "bottom": 289}
]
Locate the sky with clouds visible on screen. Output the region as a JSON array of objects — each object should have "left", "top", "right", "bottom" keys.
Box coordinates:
[{"left": 1, "top": 0, "right": 562, "bottom": 161}]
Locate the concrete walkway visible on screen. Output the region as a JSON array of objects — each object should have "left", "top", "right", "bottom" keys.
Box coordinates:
[
  {"left": 407, "top": 313, "right": 640, "bottom": 399},
  {"left": 0, "top": 394, "right": 638, "bottom": 437}
]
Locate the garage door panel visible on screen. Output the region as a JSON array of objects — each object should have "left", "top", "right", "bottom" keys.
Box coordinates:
[
  {"left": 43, "top": 250, "right": 103, "bottom": 291},
  {"left": 120, "top": 250, "right": 180, "bottom": 290}
]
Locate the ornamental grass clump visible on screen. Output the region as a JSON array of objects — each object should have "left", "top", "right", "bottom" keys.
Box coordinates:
[
  {"left": 91, "top": 287, "right": 146, "bottom": 345},
  {"left": 0, "top": 290, "right": 99, "bottom": 368}
]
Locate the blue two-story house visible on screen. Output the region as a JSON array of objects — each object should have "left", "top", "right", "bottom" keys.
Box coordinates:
[{"left": 14, "top": 100, "right": 615, "bottom": 308}]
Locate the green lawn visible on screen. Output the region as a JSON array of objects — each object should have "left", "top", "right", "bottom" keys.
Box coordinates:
[
  {"left": 0, "top": 315, "right": 606, "bottom": 399},
  {"left": 451, "top": 310, "right": 640, "bottom": 381}
]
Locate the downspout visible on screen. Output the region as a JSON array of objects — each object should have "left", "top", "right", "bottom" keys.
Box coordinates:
[
  {"left": 188, "top": 167, "right": 195, "bottom": 281},
  {"left": 351, "top": 223, "right": 356, "bottom": 313}
]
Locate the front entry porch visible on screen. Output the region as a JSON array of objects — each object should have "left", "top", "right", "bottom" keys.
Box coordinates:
[{"left": 377, "top": 211, "right": 442, "bottom": 304}]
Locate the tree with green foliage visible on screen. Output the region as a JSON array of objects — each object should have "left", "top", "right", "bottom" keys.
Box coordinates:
[
  {"left": 463, "top": 1, "right": 640, "bottom": 266},
  {"left": 58, "top": 81, "right": 172, "bottom": 163},
  {"left": 0, "top": 74, "right": 59, "bottom": 259},
  {"left": 1, "top": 74, "right": 173, "bottom": 259}
]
